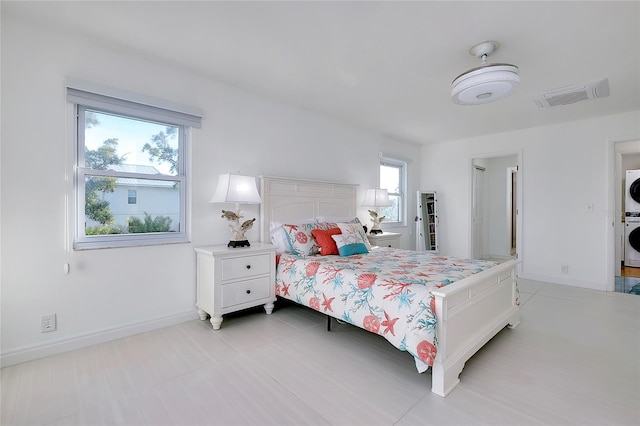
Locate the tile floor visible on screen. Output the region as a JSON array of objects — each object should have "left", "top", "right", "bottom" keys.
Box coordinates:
[
  {"left": 1, "top": 279, "right": 639, "bottom": 425},
  {"left": 617, "top": 264, "right": 640, "bottom": 294},
  {"left": 615, "top": 275, "right": 640, "bottom": 294}
]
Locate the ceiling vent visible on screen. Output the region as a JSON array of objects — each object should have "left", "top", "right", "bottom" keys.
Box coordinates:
[{"left": 533, "top": 78, "right": 610, "bottom": 108}]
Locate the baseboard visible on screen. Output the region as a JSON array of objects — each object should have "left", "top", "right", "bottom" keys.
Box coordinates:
[
  {"left": 1, "top": 310, "right": 199, "bottom": 368},
  {"left": 518, "top": 271, "right": 606, "bottom": 291}
]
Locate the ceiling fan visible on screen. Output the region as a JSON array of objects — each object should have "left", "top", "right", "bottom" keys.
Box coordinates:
[{"left": 451, "top": 41, "right": 520, "bottom": 105}]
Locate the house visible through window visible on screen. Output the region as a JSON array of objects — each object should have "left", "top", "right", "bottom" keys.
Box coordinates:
[
  {"left": 379, "top": 157, "right": 407, "bottom": 226},
  {"left": 68, "top": 84, "right": 202, "bottom": 249}
]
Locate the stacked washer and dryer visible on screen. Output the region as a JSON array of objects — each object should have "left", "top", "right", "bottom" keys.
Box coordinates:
[{"left": 624, "top": 170, "right": 640, "bottom": 267}]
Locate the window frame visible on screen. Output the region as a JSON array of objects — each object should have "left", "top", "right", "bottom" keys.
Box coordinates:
[
  {"left": 128, "top": 189, "right": 137, "bottom": 205},
  {"left": 72, "top": 101, "right": 192, "bottom": 250},
  {"left": 379, "top": 156, "right": 407, "bottom": 228}
]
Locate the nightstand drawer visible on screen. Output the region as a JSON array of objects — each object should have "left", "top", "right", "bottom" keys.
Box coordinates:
[
  {"left": 221, "top": 253, "right": 271, "bottom": 281},
  {"left": 221, "top": 276, "right": 271, "bottom": 308}
]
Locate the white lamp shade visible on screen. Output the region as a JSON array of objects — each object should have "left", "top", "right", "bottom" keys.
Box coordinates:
[
  {"left": 362, "top": 188, "right": 392, "bottom": 207},
  {"left": 210, "top": 174, "right": 262, "bottom": 204}
]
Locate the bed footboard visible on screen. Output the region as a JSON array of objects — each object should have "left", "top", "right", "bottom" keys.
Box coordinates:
[{"left": 430, "top": 259, "right": 519, "bottom": 397}]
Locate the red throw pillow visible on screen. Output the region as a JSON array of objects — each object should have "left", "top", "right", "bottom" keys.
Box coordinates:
[{"left": 311, "top": 228, "right": 341, "bottom": 255}]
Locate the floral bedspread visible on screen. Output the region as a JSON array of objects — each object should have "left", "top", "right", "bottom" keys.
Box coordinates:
[{"left": 275, "top": 247, "right": 497, "bottom": 372}]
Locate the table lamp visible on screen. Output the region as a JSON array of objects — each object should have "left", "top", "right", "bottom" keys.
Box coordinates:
[
  {"left": 210, "top": 173, "right": 262, "bottom": 247},
  {"left": 362, "top": 188, "right": 391, "bottom": 234}
]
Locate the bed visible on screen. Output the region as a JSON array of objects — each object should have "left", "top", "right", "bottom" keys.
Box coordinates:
[{"left": 259, "top": 176, "right": 520, "bottom": 397}]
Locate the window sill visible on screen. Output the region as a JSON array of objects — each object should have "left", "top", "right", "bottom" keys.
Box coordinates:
[{"left": 74, "top": 234, "right": 189, "bottom": 250}]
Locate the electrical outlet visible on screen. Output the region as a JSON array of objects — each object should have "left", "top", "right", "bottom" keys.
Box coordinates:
[
  {"left": 561, "top": 264, "right": 569, "bottom": 274},
  {"left": 41, "top": 314, "right": 57, "bottom": 333}
]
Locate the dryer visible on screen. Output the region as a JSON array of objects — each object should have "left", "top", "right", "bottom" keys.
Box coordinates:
[
  {"left": 625, "top": 169, "right": 640, "bottom": 213},
  {"left": 625, "top": 214, "right": 640, "bottom": 267}
]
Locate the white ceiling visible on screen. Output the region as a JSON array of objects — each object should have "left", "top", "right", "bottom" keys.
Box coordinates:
[{"left": 5, "top": 1, "right": 640, "bottom": 144}]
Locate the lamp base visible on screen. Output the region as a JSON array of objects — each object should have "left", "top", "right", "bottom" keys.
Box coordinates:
[
  {"left": 228, "top": 240, "right": 251, "bottom": 248},
  {"left": 369, "top": 221, "right": 384, "bottom": 234}
]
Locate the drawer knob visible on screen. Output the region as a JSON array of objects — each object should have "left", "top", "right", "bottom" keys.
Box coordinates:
[
  {"left": 246, "top": 289, "right": 251, "bottom": 294},
  {"left": 246, "top": 264, "right": 251, "bottom": 269}
]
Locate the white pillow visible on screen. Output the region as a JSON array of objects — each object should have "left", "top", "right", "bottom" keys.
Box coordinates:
[{"left": 270, "top": 222, "right": 291, "bottom": 253}]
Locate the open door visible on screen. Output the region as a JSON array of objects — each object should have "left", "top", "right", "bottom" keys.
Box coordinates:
[{"left": 416, "top": 191, "right": 438, "bottom": 252}]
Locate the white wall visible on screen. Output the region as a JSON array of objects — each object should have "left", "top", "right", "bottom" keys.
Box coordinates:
[
  {"left": 0, "top": 14, "right": 420, "bottom": 365},
  {"left": 421, "top": 112, "right": 640, "bottom": 290}
]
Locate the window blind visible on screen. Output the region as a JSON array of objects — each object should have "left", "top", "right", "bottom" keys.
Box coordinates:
[{"left": 66, "top": 81, "right": 203, "bottom": 128}]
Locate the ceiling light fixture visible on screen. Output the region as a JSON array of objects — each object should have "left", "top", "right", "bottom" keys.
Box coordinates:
[{"left": 451, "top": 41, "right": 520, "bottom": 105}]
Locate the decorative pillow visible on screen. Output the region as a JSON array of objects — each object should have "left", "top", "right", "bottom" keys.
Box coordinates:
[
  {"left": 336, "top": 222, "right": 372, "bottom": 250},
  {"left": 282, "top": 223, "right": 317, "bottom": 257},
  {"left": 311, "top": 228, "right": 341, "bottom": 255},
  {"left": 331, "top": 232, "right": 369, "bottom": 256}
]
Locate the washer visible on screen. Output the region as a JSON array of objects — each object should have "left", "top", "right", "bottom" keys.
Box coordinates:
[
  {"left": 625, "top": 214, "right": 640, "bottom": 267},
  {"left": 625, "top": 169, "right": 640, "bottom": 213}
]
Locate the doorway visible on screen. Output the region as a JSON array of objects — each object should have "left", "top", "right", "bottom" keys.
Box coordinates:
[
  {"left": 472, "top": 165, "right": 485, "bottom": 259},
  {"left": 508, "top": 166, "right": 518, "bottom": 256},
  {"left": 612, "top": 140, "right": 640, "bottom": 294},
  {"left": 471, "top": 153, "right": 521, "bottom": 265}
]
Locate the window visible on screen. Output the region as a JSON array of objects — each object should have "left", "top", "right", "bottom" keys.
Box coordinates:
[
  {"left": 68, "top": 84, "right": 201, "bottom": 249},
  {"left": 128, "top": 190, "right": 137, "bottom": 205},
  {"left": 379, "top": 157, "right": 407, "bottom": 226}
]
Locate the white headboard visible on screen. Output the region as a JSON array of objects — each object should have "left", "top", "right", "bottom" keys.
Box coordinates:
[{"left": 259, "top": 176, "right": 358, "bottom": 243}]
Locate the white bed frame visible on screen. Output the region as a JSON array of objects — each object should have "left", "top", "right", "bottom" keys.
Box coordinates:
[{"left": 260, "top": 176, "right": 520, "bottom": 397}]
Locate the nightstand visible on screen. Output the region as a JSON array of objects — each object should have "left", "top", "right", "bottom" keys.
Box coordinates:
[
  {"left": 367, "top": 232, "right": 401, "bottom": 248},
  {"left": 195, "top": 243, "right": 276, "bottom": 330}
]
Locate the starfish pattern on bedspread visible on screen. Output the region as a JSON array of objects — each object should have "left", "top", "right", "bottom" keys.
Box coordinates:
[{"left": 275, "top": 247, "right": 499, "bottom": 368}]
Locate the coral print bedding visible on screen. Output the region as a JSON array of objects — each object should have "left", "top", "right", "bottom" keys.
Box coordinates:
[{"left": 275, "top": 247, "right": 498, "bottom": 372}]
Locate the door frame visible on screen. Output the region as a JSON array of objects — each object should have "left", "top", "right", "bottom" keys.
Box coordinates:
[{"left": 608, "top": 138, "right": 640, "bottom": 291}]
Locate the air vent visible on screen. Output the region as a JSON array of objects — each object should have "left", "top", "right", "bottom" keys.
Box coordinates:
[{"left": 533, "top": 78, "right": 609, "bottom": 108}]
